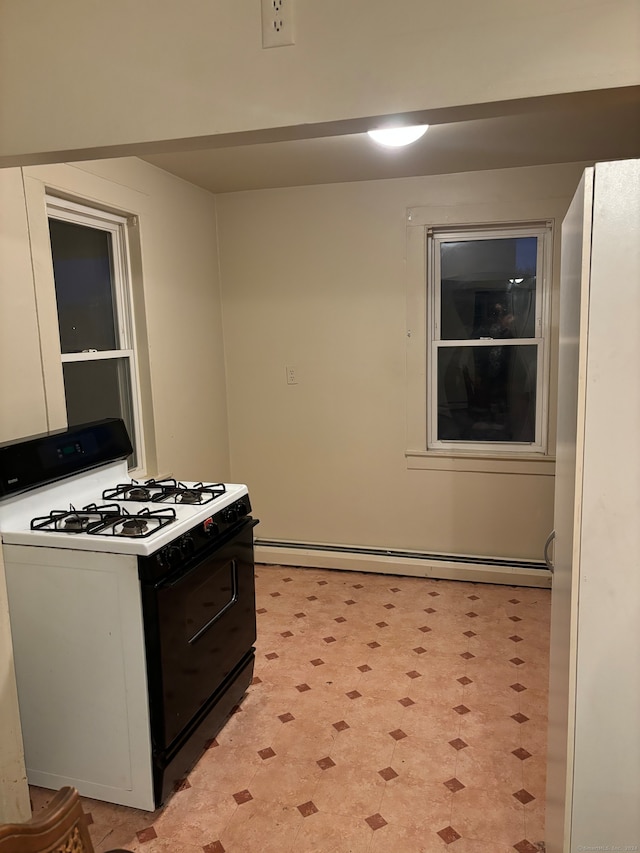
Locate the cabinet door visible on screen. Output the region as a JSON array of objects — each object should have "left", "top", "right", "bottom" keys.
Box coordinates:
[{"left": 545, "top": 167, "right": 593, "bottom": 853}]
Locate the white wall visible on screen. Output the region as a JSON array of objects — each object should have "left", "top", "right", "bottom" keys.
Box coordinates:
[
  {"left": 216, "top": 162, "right": 587, "bottom": 560},
  {"left": 0, "top": 0, "right": 638, "bottom": 163}
]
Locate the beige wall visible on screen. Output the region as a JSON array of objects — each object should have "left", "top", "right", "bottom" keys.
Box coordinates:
[
  {"left": 0, "top": 169, "right": 49, "bottom": 440},
  {"left": 0, "top": 158, "right": 231, "bottom": 482},
  {"left": 216, "top": 162, "right": 587, "bottom": 560},
  {"left": 1, "top": 0, "right": 638, "bottom": 163}
]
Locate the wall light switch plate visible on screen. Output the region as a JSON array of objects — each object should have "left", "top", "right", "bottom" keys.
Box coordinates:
[{"left": 261, "top": 0, "right": 295, "bottom": 48}]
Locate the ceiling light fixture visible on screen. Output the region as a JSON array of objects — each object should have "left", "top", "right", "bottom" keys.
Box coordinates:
[{"left": 367, "top": 125, "right": 429, "bottom": 148}]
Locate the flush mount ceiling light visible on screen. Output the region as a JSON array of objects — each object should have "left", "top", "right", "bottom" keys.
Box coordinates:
[{"left": 367, "top": 124, "right": 429, "bottom": 147}]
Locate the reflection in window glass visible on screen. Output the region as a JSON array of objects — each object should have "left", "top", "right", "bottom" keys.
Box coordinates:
[
  {"left": 437, "top": 345, "right": 537, "bottom": 443},
  {"left": 62, "top": 359, "right": 136, "bottom": 468},
  {"left": 49, "top": 219, "right": 118, "bottom": 353},
  {"left": 440, "top": 237, "right": 537, "bottom": 340}
]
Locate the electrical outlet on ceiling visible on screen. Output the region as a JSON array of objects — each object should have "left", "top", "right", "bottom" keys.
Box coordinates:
[{"left": 261, "top": 0, "right": 295, "bottom": 49}]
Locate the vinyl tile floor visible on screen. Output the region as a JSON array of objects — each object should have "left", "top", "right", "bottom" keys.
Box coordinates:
[{"left": 30, "top": 565, "right": 550, "bottom": 853}]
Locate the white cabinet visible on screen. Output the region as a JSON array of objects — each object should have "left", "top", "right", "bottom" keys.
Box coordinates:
[
  {"left": 3, "top": 544, "right": 155, "bottom": 810},
  {"left": 546, "top": 159, "right": 640, "bottom": 851}
]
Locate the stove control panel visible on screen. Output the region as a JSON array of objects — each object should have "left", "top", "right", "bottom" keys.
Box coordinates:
[{"left": 140, "top": 495, "right": 253, "bottom": 583}]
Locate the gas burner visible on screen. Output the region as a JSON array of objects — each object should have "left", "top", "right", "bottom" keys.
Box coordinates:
[
  {"left": 120, "top": 518, "right": 148, "bottom": 537},
  {"left": 128, "top": 487, "right": 152, "bottom": 501},
  {"left": 103, "top": 482, "right": 164, "bottom": 502},
  {"left": 62, "top": 513, "right": 91, "bottom": 532},
  {"left": 177, "top": 490, "right": 201, "bottom": 504}
]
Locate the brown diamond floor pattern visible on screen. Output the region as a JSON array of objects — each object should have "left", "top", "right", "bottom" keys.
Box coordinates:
[
  {"left": 378, "top": 767, "right": 398, "bottom": 781},
  {"left": 389, "top": 728, "right": 407, "bottom": 740},
  {"left": 258, "top": 747, "right": 276, "bottom": 760},
  {"left": 513, "top": 788, "right": 535, "bottom": 805},
  {"left": 511, "top": 712, "right": 530, "bottom": 724},
  {"left": 136, "top": 827, "right": 157, "bottom": 843},
  {"left": 512, "top": 747, "right": 532, "bottom": 761},
  {"left": 232, "top": 789, "right": 253, "bottom": 805},
  {"left": 278, "top": 712, "right": 295, "bottom": 723},
  {"left": 438, "top": 826, "right": 462, "bottom": 844},
  {"left": 514, "top": 842, "right": 541, "bottom": 853},
  {"left": 365, "top": 813, "right": 388, "bottom": 830}
]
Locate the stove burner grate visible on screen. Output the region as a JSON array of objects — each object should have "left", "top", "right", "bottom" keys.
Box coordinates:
[
  {"left": 31, "top": 504, "right": 121, "bottom": 534},
  {"left": 90, "top": 506, "right": 177, "bottom": 538},
  {"left": 103, "top": 478, "right": 226, "bottom": 505},
  {"left": 30, "top": 504, "right": 176, "bottom": 538}
]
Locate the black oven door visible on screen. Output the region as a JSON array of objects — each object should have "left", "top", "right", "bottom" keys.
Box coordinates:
[{"left": 141, "top": 519, "right": 257, "bottom": 754}]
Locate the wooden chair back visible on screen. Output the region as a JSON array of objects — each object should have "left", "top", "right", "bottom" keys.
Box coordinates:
[{"left": 0, "top": 787, "right": 132, "bottom": 853}]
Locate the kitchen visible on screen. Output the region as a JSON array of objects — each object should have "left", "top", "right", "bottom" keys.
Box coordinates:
[{"left": 1, "top": 1, "right": 639, "bottom": 850}]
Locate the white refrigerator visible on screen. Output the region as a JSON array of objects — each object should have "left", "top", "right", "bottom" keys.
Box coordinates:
[{"left": 546, "top": 158, "right": 640, "bottom": 851}]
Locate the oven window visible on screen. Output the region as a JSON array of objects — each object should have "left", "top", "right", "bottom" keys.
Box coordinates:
[{"left": 185, "top": 560, "right": 238, "bottom": 644}]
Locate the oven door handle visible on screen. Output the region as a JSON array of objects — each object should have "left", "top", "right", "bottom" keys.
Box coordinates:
[{"left": 188, "top": 559, "right": 239, "bottom": 645}]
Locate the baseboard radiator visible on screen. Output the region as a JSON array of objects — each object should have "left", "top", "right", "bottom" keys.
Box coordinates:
[{"left": 254, "top": 539, "right": 551, "bottom": 588}]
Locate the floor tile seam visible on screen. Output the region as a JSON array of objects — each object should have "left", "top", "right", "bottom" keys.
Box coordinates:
[
  {"left": 452, "top": 624, "right": 473, "bottom": 816},
  {"left": 195, "top": 800, "right": 239, "bottom": 850}
]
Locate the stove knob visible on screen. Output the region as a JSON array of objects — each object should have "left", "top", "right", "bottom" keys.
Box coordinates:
[
  {"left": 203, "top": 518, "right": 219, "bottom": 537},
  {"left": 181, "top": 534, "right": 195, "bottom": 556},
  {"left": 167, "top": 545, "right": 182, "bottom": 567},
  {"left": 223, "top": 505, "right": 238, "bottom": 523},
  {"left": 236, "top": 500, "right": 248, "bottom": 517}
]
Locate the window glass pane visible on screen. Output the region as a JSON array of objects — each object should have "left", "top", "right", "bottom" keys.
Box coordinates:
[
  {"left": 440, "top": 237, "right": 537, "bottom": 340},
  {"left": 49, "top": 218, "right": 118, "bottom": 353},
  {"left": 437, "top": 344, "right": 537, "bottom": 443},
  {"left": 62, "top": 359, "right": 136, "bottom": 467}
]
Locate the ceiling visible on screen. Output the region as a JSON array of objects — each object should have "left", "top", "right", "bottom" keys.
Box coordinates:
[{"left": 140, "top": 88, "right": 640, "bottom": 194}]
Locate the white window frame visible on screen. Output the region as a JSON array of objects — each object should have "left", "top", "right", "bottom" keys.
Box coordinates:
[
  {"left": 427, "top": 223, "right": 552, "bottom": 455},
  {"left": 46, "top": 195, "right": 144, "bottom": 473}
]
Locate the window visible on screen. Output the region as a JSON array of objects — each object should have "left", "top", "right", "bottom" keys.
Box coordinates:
[
  {"left": 427, "top": 224, "right": 551, "bottom": 454},
  {"left": 47, "top": 196, "right": 142, "bottom": 470}
]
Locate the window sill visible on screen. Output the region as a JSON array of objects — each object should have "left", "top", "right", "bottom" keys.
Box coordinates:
[{"left": 405, "top": 450, "right": 555, "bottom": 476}]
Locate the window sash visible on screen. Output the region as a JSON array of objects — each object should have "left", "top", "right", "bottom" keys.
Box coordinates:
[
  {"left": 427, "top": 224, "right": 551, "bottom": 454},
  {"left": 47, "top": 197, "right": 134, "bottom": 354},
  {"left": 46, "top": 195, "right": 144, "bottom": 473},
  {"left": 429, "top": 339, "right": 545, "bottom": 453}
]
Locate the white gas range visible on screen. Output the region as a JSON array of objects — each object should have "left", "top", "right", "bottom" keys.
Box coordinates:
[
  {"left": 0, "top": 419, "right": 258, "bottom": 810},
  {"left": 0, "top": 460, "right": 250, "bottom": 555}
]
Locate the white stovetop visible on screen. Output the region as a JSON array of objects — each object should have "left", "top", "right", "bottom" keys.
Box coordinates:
[{"left": 0, "top": 461, "right": 248, "bottom": 556}]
